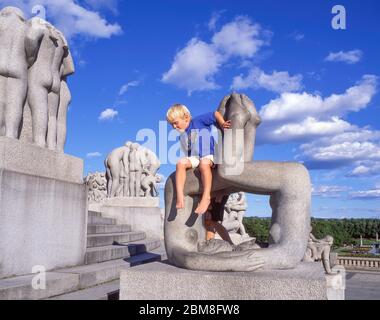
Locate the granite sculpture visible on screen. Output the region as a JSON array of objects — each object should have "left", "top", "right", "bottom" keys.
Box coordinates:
[
  {"left": 0, "top": 6, "right": 73, "bottom": 152},
  {"left": 85, "top": 171, "right": 107, "bottom": 203},
  {"left": 164, "top": 93, "right": 312, "bottom": 272},
  {"left": 0, "top": 7, "right": 86, "bottom": 279},
  {"left": 222, "top": 192, "right": 250, "bottom": 242},
  {"left": 105, "top": 141, "right": 161, "bottom": 198},
  {"left": 303, "top": 227, "right": 334, "bottom": 274}
]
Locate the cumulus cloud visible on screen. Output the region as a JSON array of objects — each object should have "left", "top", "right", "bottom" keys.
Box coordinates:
[
  {"left": 255, "top": 74, "right": 379, "bottom": 175},
  {"left": 347, "top": 161, "right": 380, "bottom": 177},
  {"left": 263, "top": 117, "right": 353, "bottom": 143},
  {"left": 231, "top": 67, "right": 303, "bottom": 93},
  {"left": 297, "top": 129, "right": 380, "bottom": 169},
  {"left": 98, "top": 108, "right": 118, "bottom": 121},
  {"left": 325, "top": 50, "right": 363, "bottom": 64},
  {"left": 162, "top": 38, "right": 222, "bottom": 95},
  {"left": 259, "top": 75, "right": 377, "bottom": 123},
  {"left": 86, "top": 152, "right": 102, "bottom": 158},
  {"left": 162, "top": 16, "right": 270, "bottom": 94},
  {"left": 119, "top": 81, "right": 140, "bottom": 95},
  {"left": 211, "top": 16, "right": 269, "bottom": 59},
  {"left": 0, "top": 0, "right": 122, "bottom": 39},
  {"left": 256, "top": 75, "right": 378, "bottom": 145}
]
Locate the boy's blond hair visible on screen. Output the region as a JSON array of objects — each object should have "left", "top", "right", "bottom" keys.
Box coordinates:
[{"left": 166, "top": 104, "right": 191, "bottom": 123}]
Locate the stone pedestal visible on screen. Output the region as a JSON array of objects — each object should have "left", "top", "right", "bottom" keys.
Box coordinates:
[
  {"left": 0, "top": 137, "right": 87, "bottom": 279},
  {"left": 100, "top": 197, "right": 163, "bottom": 240},
  {"left": 120, "top": 261, "right": 345, "bottom": 300}
]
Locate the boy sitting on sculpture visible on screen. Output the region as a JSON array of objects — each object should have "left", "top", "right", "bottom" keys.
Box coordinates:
[{"left": 166, "top": 103, "right": 231, "bottom": 214}]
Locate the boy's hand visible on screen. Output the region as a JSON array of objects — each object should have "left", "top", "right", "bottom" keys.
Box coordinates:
[{"left": 222, "top": 120, "right": 231, "bottom": 129}]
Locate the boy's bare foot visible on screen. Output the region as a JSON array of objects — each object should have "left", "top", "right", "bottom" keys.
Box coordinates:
[
  {"left": 176, "top": 196, "right": 185, "bottom": 209},
  {"left": 195, "top": 197, "right": 211, "bottom": 215}
]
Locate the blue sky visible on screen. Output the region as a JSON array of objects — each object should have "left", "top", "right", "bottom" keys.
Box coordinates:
[{"left": 2, "top": 0, "right": 379, "bottom": 218}]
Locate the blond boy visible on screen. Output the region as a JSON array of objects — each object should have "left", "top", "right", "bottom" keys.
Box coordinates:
[{"left": 166, "top": 104, "right": 230, "bottom": 214}]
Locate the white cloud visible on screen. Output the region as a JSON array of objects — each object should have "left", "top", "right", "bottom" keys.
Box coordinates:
[
  {"left": 297, "top": 129, "right": 380, "bottom": 169},
  {"left": 312, "top": 185, "right": 350, "bottom": 198},
  {"left": 325, "top": 50, "right": 363, "bottom": 64},
  {"left": 231, "top": 67, "right": 303, "bottom": 93},
  {"left": 263, "top": 117, "right": 353, "bottom": 143},
  {"left": 0, "top": 0, "right": 122, "bottom": 39},
  {"left": 162, "top": 16, "right": 270, "bottom": 94},
  {"left": 255, "top": 74, "right": 380, "bottom": 175},
  {"left": 161, "top": 38, "right": 222, "bottom": 95},
  {"left": 86, "top": 152, "right": 102, "bottom": 158},
  {"left": 347, "top": 161, "right": 380, "bottom": 177},
  {"left": 119, "top": 81, "right": 140, "bottom": 95},
  {"left": 98, "top": 108, "right": 118, "bottom": 121},
  {"left": 259, "top": 75, "right": 377, "bottom": 122},
  {"left": 349, "top": 189, "right": 380, "bottom": 200},
  {"left": 211, "top": 16, "right": 269, "bottom": 59}
]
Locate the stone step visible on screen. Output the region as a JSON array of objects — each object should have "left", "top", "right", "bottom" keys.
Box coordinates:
[
  {"left": 84, "top": 238, "right": 162, "bottom": 264},
  {"left": 87, "top": 224, "right": 132, "bottom": 235},
  {"left": 47, "top": 280, "right": 120, "bottom": 300},
  {"left": 88, "top": 211, "right": 102, "bottom": 218},
  {"left": 86, "top": 232, "right": 146, "bottom": 248},
  {"left": 0, "top": 246, "right": 167, "bottom": 300},
  {"left": 54, "top": 259, "right": 129, "bottom": 290},
  {"left": 87, "top": 215, "right": 116, "bottom": 226},
  {"left": 0, "top": 272, "right": 79, "bottom": 300},
  {"left": 47, "top": 248, "right": 168, "bottom": 300}
]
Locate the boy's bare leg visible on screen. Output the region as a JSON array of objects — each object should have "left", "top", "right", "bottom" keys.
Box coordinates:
[
  {"left": 195, "top": 159, "right": 213, "bottom": 214},
  {"left": 175, "top": 158, "right": 192, "bottom": 209},
  {"left": 213, "top": 222, "right": 234, "bottom": 246},
  {"left": 205, "top": 218, "right": 234, "bottom": 245}
]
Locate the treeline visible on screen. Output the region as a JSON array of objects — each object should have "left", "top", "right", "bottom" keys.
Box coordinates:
[{"left": 243, "top": 217, "right": 380, "bottom": 247}]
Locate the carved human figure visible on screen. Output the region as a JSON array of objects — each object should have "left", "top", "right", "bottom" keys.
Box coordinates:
[
  {"left": 140, "top": 169, "right": 162, "bottom": 197},
  {"left": 223, "top": 192, "right": 248, "bottom": 237},
  {"left": 164, "top": 93, "right": 311, "bottom": 272},
  {"left": 56, "top": 46, "right": 74, "bottom": 152},
  {"left": 128, "top": 143, "right": 144, "bottom": 197},
  {"left": 105, "top": 142, "right": 131, "bottom": 197},
  {"left": 85, "top": 172, "right": 107, "bottom": 203},
  {"left": 0, "top": 7, "right": 41, "bottom": 138},
  {"left": 303, "top": 227, "right": 334, "bottom": 274},
  {"left": 138, "top": 145, "right": 161, "bottom": 177},
  {"left": 25, "top": 18, "right": 64, "bottom": 148}
]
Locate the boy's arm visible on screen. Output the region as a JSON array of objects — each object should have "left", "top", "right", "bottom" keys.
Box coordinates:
[{"left": 214, "top": 111, "right": 231, "bottom": 129}]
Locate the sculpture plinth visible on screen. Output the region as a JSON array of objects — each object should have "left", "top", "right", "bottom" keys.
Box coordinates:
[
  {"left": 0, "top": 137, "right": 87, "bottom": 279},
  {"left": 120, "top": 262, "right": 345, "bottom": 300}
]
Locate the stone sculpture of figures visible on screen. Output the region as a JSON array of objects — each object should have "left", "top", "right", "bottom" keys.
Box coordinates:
[
  {"left": 129, "top": 143, "right": 144, "bottom": 197},
  {"left": 105, "top": 141, "right": 132, "bottom": 197},
  {"left": 0, "top": 7, "right": 39, "bottom": 138},
  {"left": 303, "top": 227, "right": 334, "bottom": 274},
  {"left": 222, "top": 192, "right": 249, "bottom": 239},
  {"left": 56, "top": 50, "right": 74, "bottom": 152},
  {"left": 85, "top": 172, "right": 107, "bottom": 203},
  {"left": 105, "top": 141, "right": 161, "bottom": 198},
  {"left": 164, "top": 93, "right": 311, "bottom": 272},
  {"left": 141, "top": 168, "right": 162, "bottom": 197},
  {"left": 27, "top": 18, "right": 68, "bottom": 149},
  {"left": 0, "top": 7, "right": 74, "bottom": 152}
]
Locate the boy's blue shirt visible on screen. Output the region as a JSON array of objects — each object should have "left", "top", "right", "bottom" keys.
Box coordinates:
[{"left": 180, "top": 112, "right": 217, "bottom": 158}]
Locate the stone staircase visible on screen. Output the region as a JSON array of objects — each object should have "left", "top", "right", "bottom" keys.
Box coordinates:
[{"left": 0, "top": 210, "right": 166, "bottom": 300}]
